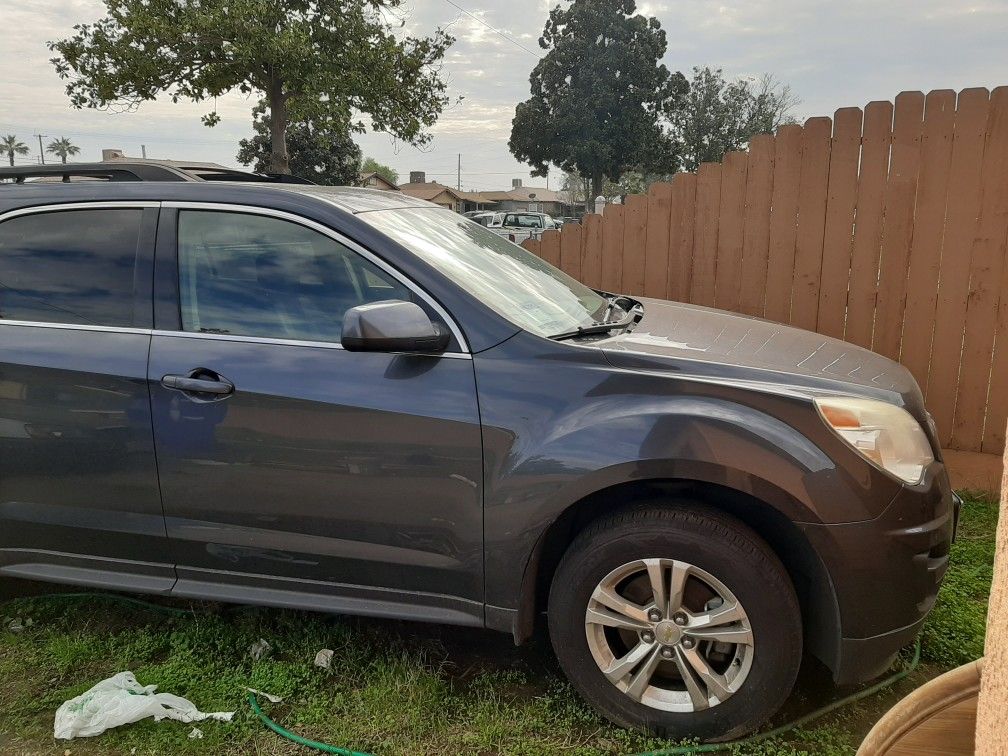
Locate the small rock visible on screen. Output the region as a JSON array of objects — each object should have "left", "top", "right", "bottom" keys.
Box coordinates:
[
  {"left": 188, "top": 726, "right": 203, "bottom": 739},
  {"left": 7, "top": 617, "right": 23, "bottom": 633},
  {"left": 249, "top": 638, "right": 271, "bottom": 660},
  {"left": 314, "top": 649, "right": 334, "bottom": 670}
]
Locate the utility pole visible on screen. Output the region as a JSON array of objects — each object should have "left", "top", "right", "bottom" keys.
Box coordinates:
[
  {"left": 457, "top": 153, "right": 461, "bottom": 191},
  {"left": 141, "top": 144, "right": 147, "bottom": 159},
  {"left": 35, "top": 134, "right": 46, "bottom": 164}
]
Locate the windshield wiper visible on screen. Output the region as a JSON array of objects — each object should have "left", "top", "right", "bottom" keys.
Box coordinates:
[{"left": 549, "top": 305, "right": 642, "bottom": 341}]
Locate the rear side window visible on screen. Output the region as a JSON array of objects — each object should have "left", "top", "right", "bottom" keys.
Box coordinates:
[
  {"left": 0, "top": 208, "right": 143, "bottom": 327},
  {"left": 177, "top": 210, "right": 413, "bottom": 342}
]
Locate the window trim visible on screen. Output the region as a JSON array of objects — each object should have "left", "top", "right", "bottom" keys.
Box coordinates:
[
  {"left": 162, "top": 201, "right": 470, "bottom": 354},
  {"left": 0, "top": 201, "right": 159, "bottom": 331}
]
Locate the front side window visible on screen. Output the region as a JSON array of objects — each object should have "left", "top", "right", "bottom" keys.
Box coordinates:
[
  {"left": 0, "top": 208, "right": 142, "bottom": 326},
  {"left": 178, "top": 210, "right": 411, "bottom": 342},
  {"left": 358, "top": 208, "right": 607, "bottom": 337}
]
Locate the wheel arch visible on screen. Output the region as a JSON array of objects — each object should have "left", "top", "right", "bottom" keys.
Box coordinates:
[{"left": 513, "top": 477, "right": 842, "bottom": 675}]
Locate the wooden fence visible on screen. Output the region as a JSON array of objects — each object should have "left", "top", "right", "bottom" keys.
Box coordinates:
[{"left": 522, "top": 86, "right": 1008, "bottom": 455}]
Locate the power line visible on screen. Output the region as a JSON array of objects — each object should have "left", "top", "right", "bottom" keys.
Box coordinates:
[{"left": 442, "top": 0, "right": 541, "bottom": 58}]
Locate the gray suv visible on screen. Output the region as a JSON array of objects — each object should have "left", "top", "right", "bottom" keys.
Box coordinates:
[{"left": 0, "top": 164, "right": 956, "bottom": 742}]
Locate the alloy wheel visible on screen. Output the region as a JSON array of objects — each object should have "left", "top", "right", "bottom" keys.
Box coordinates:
[{"left": 584, "top": 558, "right": 754, "bottom": 712}]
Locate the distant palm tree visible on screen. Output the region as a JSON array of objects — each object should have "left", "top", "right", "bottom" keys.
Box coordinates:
[
  {"left": 1, "top": 135, "right": 30, "bottom": 166},
  {"left": 46, "top": 137, "right": 81, "bottom": 164}
]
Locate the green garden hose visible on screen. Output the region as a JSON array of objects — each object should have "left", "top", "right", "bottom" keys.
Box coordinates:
[
  {"left": 4, "top": 591, "right": 922, "bottom": 755},
  {"left": 248, "top": 691, "right": 370, "bottom": 756}
]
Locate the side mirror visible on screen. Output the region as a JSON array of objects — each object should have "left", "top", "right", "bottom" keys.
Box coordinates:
[{"left": 341, "top": 300, "right": 450, "bottom": 353}]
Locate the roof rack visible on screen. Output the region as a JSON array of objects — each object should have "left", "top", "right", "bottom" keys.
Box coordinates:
[{"left": 0, "top": 162, "right": 315, "bottom": 185}]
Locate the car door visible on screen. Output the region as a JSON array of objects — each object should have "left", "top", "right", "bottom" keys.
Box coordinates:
[
  {"left": 149, "top": 205, "right": 484, "bottom": 623},
  {"left": 0, "top": 203, "right": 172, "bottom": 590}
]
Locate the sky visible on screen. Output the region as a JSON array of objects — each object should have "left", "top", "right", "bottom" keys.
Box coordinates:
[{"left": 1, "top": 0, "right": 1005, "bottom": 191}]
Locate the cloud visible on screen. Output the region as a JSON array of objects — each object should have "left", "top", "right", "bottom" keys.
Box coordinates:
[{"left": 1, "top": 0, "right": 1004, "bottom": 189}]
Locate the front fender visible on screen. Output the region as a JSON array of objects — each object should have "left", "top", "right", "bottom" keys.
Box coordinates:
[{"left": 476, "top": 335, "right": 901, "bottom": 613}]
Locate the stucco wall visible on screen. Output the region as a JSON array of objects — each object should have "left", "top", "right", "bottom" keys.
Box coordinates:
[{"left": 975, "top": 430, "right": 1008, "bottom": 753}]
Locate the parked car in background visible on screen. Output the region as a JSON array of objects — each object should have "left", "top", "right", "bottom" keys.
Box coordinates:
[
  {"left": 463, "top": 210, "right": 501, "bottom": 227},
  {"left": 488, "top": 211, "right": 557, "bottom": 244},
  {"left": 0, "top": 163, "right": 957, "bottom": 743}
]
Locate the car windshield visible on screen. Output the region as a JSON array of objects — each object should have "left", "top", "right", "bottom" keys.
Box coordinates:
[{"left": 358, "top": 207, "right": 608, "bottom": 337}]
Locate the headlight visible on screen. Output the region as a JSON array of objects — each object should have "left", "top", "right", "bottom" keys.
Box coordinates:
[{"left": 814, "top": 396, "right": 934, "bottom": 485}]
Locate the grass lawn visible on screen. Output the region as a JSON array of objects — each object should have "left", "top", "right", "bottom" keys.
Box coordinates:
[{"left": 0, "top": 492, "right": 996, "bottom": 756}]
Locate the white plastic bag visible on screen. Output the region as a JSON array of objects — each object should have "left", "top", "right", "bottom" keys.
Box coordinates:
[{"left": 54, "top": 671, "right": 234, "bottom": 740}]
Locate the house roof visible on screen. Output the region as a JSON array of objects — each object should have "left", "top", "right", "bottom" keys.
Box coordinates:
[
  {"left": 360, "top": 172, "right": 400, "bottom": 191},
  {"left": 397, "top": 181, "right": 465, "bottom": 202},
  {"left": 464, "top": 186, "right": 566, "bottom": 204}
]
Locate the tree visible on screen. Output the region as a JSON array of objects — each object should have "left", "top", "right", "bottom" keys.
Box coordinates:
[
  {"left": 362, "top": 157, "right": 398, "bottom": 186},
  {"left": 672, "top": 67, "right": 798, "bottom": 172},
  {"left": 46, "top": 136, "right": 81, "bottom": 164},
  {"left": 237, "top": 101, "right": 361, "bottom": 185},
  {"left": 1, "top": 135, "right": 30, "bottom": 167},
  {"left": 49, "top": 0, "right": 454, "bottom": 174},
  {"left": 509, "top": 0, "right": 687, "bottom": 212}
]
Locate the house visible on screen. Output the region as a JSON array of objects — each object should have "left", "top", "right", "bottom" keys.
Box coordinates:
[
  {"left": 398, "top": 172, "right": 466, "bottom": 211},
  {"left": 398, "top": 172, "right": 580, "bottom": 216},
  {"left": 360, "top": 172, "right": 400, "bottom": 191},
  {"left": 474, "top": 180, "right": 569, "bottom": 217}
]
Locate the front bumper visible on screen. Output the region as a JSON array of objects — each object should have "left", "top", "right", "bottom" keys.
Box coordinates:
[{"left": 800, "top": 462, "right": 955, "bottom": 684}]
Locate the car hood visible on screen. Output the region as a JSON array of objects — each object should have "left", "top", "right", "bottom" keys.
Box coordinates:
[{"left": 597, "top": 297, "right": 927, "bottom": 420}]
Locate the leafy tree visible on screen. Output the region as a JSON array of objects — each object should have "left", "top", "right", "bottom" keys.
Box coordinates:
[
  {"left": 1, "top": 135, "right": 30, "bottom": 167},
  {"left": 49, "top": 0, "right": 454, "bottom": 174},
  {"left": 237, "top": 101, "right": 361, "bottom": 185},
  {"left": 672, "top": 67, "right": 798, "bottom": 172},
  {"left": 509, "top": 0, "right": 687, "bottom": 211},
  {"left": 46, "top": 136, "right": 81, "bottom": 164},
  {"left": 362, "top": 157, "right": 398, "bottom": 186}
]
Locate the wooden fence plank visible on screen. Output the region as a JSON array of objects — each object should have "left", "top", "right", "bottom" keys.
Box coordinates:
[
  {"left": 791, "top": 117, "right": 833, "bottom": 330},
  {"left": 952, "top": 86, "right": 1008, "bottom": 452},
  {"left": 928, "top": 88, "right": 991, "bottom": 445},
  {"left": 643, "top": 182, "right": 674, "bottom": 298},
  {"left": 521, "top": 237, "right": 540, "bottom": 256},
  {"left": 580, "top": 214, "right": 603, "bottom": 289},
  {"left": 667, "top": 172, "right": 696, "bottom": 302},
  {"left": 900, "top": 90, "right": 956, "bottom": 390},
  {"left": 560, "top": 222, "right": 583, "bottom": 282},
  {"left": 738, "top": 134, "right": 775, "bottom": 317},
  {"left": 871, "top": 91, "right": 924, "bottom": 359},
  {"left": 890, "top": 91, "right": 926, "bottom": 184},
  {"left": 873, "top": 178, "right": 917, "bottom": 360},
  {"left": 714, "top": 151, "right": 748, "bottom": 312},
  {"left": 600, "top": 204, "right": 625, "bottom": 293},
  {"left": 621, "top": 194, "right": 648, "bottom": 295},
  {"left": 817, "top": 107, "right": 862, "bottom": 338},
  {"left": 538, "top": 229, "right": 561, "bottom": 267},
  {"left": 764, "top": 124, "right": 803, "bottom": 323},
  {"left": 985, "top": 239, "right": 1008, "bottom": 452},
  {"left": 846, "top": 100, "right": 894, "bottom": 348},
  {"left": 690, "top": 163, "right": 722, "bottom": 306}
]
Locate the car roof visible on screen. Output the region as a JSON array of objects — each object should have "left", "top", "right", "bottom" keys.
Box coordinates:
[
  {"left": 0, "top": 180, "right": 443, "bottom": 216},
  {"left": 227, "top": 183, "right": 440, "bottom": 214}
]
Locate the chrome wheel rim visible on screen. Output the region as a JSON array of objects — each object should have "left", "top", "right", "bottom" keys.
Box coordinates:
[{"left": 584, "top": 558, "right": 754, "bottom": 712}]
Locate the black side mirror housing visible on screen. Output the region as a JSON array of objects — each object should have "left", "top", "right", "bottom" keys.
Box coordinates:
[{"left": 341, "top": 300, "right": 451, "bottom": 353}]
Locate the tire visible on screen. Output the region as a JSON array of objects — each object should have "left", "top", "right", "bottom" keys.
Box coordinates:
[{"left": 548, "top": 502, "right": 802, "bottom": 741}]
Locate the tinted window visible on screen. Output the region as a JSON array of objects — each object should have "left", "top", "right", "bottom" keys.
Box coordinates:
[
  {"left": 178, "top": 210, "right": 412, "bottom": 342},
  {"left": 0, "top": 208, "right": 142, "bottom": 326}
]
